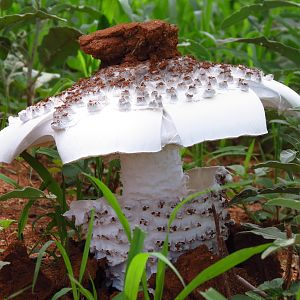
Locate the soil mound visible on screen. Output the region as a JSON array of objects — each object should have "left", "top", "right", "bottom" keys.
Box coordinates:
[
  {"left": 0, "top": 241, "right": 52, "bottom": 300},
  {"left": 148, "top": 245, "right": 256, "bottom": 300},
  {"left": 79, "top": 20, "right": 180, "bottom": 67}
]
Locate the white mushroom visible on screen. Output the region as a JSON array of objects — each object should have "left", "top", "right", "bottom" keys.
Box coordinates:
[{"left": 0, "top": 20, "right": 300, "bottom": 289}]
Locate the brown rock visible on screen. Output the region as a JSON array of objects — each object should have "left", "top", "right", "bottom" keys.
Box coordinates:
[{"left": 79, "top": 20, "right": 180, "bottom": 67}]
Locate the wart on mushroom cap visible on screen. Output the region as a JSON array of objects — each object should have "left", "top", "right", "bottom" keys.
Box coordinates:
[{"left": 0, "top": 20, "right": 300, "bottom": 289}]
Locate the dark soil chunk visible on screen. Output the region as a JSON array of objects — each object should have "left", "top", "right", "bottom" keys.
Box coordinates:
[
  {"left": 0, "top": 241, "right": 53, "bottom": 300},
  {"left": 0, "top": 240, "right": 98, "bottom": 299},
  {"left": 79, "top": 20, "right": 180, "bottom": 67},
  {"left": 148, "top": 245, "right": 256, "bottom": 299},
  {"left": 226, "top": 224, "right": 282, "bottom": 284},
  {"left": 42, "top": 241, "right": 98, "bottom": 291}
]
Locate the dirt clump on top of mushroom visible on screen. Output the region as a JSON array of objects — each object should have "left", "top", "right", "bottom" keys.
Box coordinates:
[{"left": 79, "top": 20, "right": 180, "bottom": 67}]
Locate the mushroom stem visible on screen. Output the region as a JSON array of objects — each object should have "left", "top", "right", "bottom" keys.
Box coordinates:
[
  {"left": 119, "top": 145, "right": 188, "bottom": 201},
  {"left": 64, "top": 147, "right": 232, "bottom": 290}
]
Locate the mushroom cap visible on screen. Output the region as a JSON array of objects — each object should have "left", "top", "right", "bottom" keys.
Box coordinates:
[{"left": 0, "top": 21, "right": 299, "bottom": 164}]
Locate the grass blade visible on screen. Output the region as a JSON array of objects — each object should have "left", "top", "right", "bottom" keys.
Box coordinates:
[
  {"left": 266, "top": 198, "right": 300, "bottom": 211},
  {"left": 154, "top": 235, "right": 169, "bottom": 300},
  {"left": 219, "top": 37, "right": 300, "bottom": 66},
  {"left": 32, "top": 240, "right": 54, "bottom": 292},
  {"left": 69, "top": 275, "right": 95, "bottom": 300},
  {"left": 55, "top": 241, "right": 78, "bottom": 300},
  {"left": 125, "top": 227, "right": 146, "bottom": 275},
  {"left": 79, "top": 209, "right": 95, "bottom": 283},
  {"left": 200, "top": 288, "right": 227, "bottom": 300},
  {"left": 18, "top": 198, "right": 35, "bottom": 240},
  {"left": 51, "top": 287, "right": 73, "bottom": 300},
  {"left": 83, "top": 173, "right": 132, "bottom": 242},
  {"left": 254, "top": 161, "right": 300, "bottom": 174},
  {"left": 0, "top": 187, "right": 45, "bottom": 201},
  {"left": 244, "top": 139, "right": 255, "bottom": 176},
  {"left": 222, "top": 1, "right": 300, "bottom": 29},
  {"left": 124, "top": 252, "right": 184, "bottom": 300},
  {"left": 0, "top": 173, "right": 20, "bottom": 188},
  {"left": 175, "top": 243, "right": 271, "bottom": 300}
]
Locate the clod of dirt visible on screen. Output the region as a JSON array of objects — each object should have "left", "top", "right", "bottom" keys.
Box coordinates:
[
  {"left": 0, "top": 240, "right": 98, "bottom": 299},
  {"left": 226, "top": 223, "right": 282, "bottom": 284},
  {"left": 79, "top": 20, "right": 180, "bottom": 67},
  {"left": 0, "top": 241, "right": 53, "bottom": 300},
  {"left": 42, "top": 240, "right": 98, "bottom": 291},
  {"left": 147, "top": 245, "right": 256, "bottom": 300}
]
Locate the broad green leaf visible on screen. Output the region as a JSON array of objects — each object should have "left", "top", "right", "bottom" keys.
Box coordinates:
[
  {"left": 0, "top": 173, "right": 21, "bottom": 188},
  {"left": 38, "top": 27, "right": 82, "bottom": 67},
  {"left": 280, "top": 149, "right": 297, "bottom": 163},
  {"left": 35, "top": 147, "right": 60, "bottom": 160},
  {"left": 219, "top": 37, "right": 300, "bottom": 66},
  {"left": 50, "top": 3, "right": 101, "bottom": 18},
  {"left": 83, "top": 173, "right": 132, "bottom": 242},
  {"left": 124, "top": 252, "right": 184, "bottom": 300},
  {"left": 175, "top": 243, "right": 271, "bottom": 300},
  {"left": 0, "top": 187, "right": 45, "bottom": 201},
  {"left": 0, "top": 10, "right": 65, "bottom": 30},
  {"left": 258, "top": 278, "right": 283, "bottom": 292},
  {"left": 0, "top": 219, "right": 15, "bottom": 230},
  {"left": 244, "top": 291, "right": 265, "bottom": 300},
  {"left": 245, "top": 224, "right": 287, "bottom": 240},
  {"left": 200, "top": 288, "right": 227, "bottom": 300},
  {"left": 266, "top": 198, "right": 300, "bottom": 211},
  {"left": 261, "top": 238, "right": 295, "bottom": 259},
  {"left": 0, "top": 36, "right": 11, "bottom": 60},
  {"left": 231, "top": 185, "right": 300, "bottom": 205},
  {"left": 222, "top": 1, "right": 300, "bottom": 28},
  {"left": 20, "top": 152, "right": 64, "bottom": 206},
  {"left": 254, "top": 161, "right": 300, "bottom": 174}
]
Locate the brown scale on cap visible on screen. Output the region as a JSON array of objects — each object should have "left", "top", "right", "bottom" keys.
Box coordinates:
[{"left": 79, "top": 20, "right": 180, "bottom": 67}]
